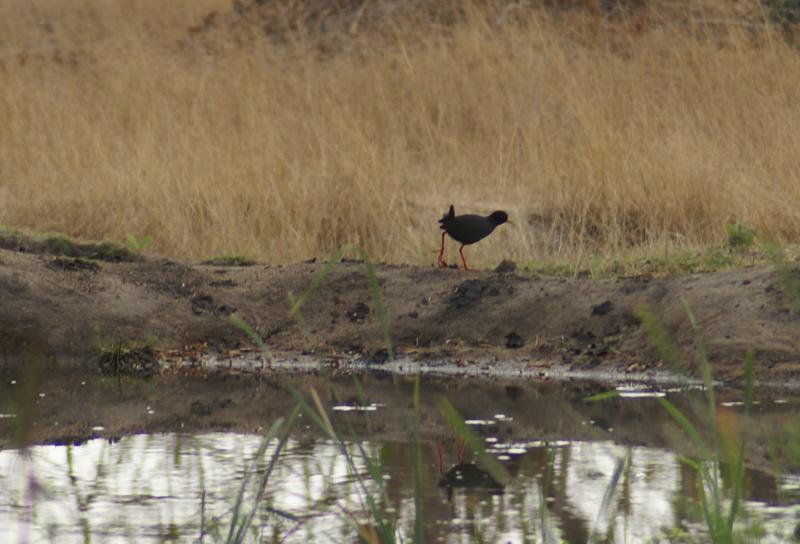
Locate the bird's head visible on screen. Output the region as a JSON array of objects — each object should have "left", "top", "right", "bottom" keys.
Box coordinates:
[{"left": 489, "top": 210, "right": 509, "bottom": 226}]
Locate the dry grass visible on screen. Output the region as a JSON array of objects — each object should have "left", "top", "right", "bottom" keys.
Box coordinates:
[{"left": 2, "top": 0, "right": 800, "bottom": 267}]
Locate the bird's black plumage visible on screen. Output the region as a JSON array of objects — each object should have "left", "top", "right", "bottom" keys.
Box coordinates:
[
  {"left": 437, "top": 205, "right": 509, "bottom": 269},
  {"left": 439, "top": 205, "right": 508, "bottom": 245}
]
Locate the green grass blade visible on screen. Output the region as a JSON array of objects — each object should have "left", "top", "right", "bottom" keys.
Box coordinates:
[
  {"left": 681, "top": 300, "right": 722, "bottom": 522},
  {"left": 412, "top": 376, "right": 424, "bottom": 544},
  {"left": 349, "top": 440, "right": 396, "bottom": 543},
  {"left": 288, "top": 245, "right": 351, "bottom": 318},
  {"left": 334, "top": 399, "right": 396, "bottom": 541},
  {"left": 226, "top": 417, "right": 284, "bottom": 543},
  {"left": 726, "top": 350, "right": 755, "bottom": 532},
  {"left": 635, "top": 307, "right": 686, "bottom": 375},
  {"left": 682, "top": 301, "right": 717, "bottom": 421},
  {"left": 765, "top": 243, "right": 800, "bottom": 314},
  {"left": 360, "top": 251, "right": 394, "bottom": 360},
  {"left": 676, "top": 455, "right": 702, "bottom": 471},
  {"left": 286, "top": 291, "right": 309, "bottom": 330},
  {"left": 537, "top": 448, "right": 559, "bottom": 544},
  {"left": 296, "top": 382, "right": 393, "bottom": 540},
  {"left": 230, "top": 314, "right": 271, "bottom": 355},
  {"left": 352, "top": 376, "right": 374, "bottom": 436},
  {"left": 583, "top": 390, "right": 620, "bottom": 402},
  {"left": 231, "top": 310, "right": 395, "bottom": 540},
  {"left": 657, "top": 397, "right": 711, "bottom": 460},
  {"left": 695, "top": 464, "right": 715, "bottom": 539},
  {"left": 588, "top": 456, "right": 626, "bottom": 544},
  {"left": 283, "top": 382, "right": 338, "bottom": 441},
  {"left": 659, "top": 395, "right": 725, "bottom": 540},
  {"left": 237, "top": 405, "right": 301, "bottom": 541}
]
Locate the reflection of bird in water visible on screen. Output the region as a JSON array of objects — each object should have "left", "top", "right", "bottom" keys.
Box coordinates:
[
  {"left": 439, "top": 463, "right": 505, "bottom": 499},
  {"left": 437, "top": 205, "right": 510, "bottom": 270},
  {"left": 436, "top": 438, "right": 505, "bottom": 500}
]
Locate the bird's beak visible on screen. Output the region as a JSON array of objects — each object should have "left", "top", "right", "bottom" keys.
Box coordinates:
[{"left": 507, "top": 219, "right": 515, "bottom": 225}]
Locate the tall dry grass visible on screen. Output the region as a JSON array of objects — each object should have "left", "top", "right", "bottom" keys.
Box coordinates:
[{"left": 1, "top": 0, "right": 800, "bottom": 266}]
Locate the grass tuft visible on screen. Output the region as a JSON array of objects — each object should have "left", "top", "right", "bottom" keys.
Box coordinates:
[
  {"left": 203, "top": 254, "right": 256, "bottom": 267},
  {"left": 0, "top": 229, "right": 140, "bottom": 262},
  {"left": 765, "top": 243, "right": 800, "bottom": 313}
]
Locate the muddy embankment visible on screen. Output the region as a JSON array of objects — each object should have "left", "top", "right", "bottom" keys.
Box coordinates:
[{"left": 1, "top": 240, "right": 799, "bottom": 384}]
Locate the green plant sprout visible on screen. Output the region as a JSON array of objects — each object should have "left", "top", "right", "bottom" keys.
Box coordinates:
[{"left": 126, "top": 234, "right": 153, "bottom": 253}]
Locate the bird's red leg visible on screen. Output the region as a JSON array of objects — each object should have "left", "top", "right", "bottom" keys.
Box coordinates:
[
  {"left": 458, "top": 244, "right": 469, "bottom": 270},
  {"left": 457, "top": 437, "right": 466, "bottom": 462},
  {"left": 437, "top": 232, "right": 447, "bottom": 267},
  {"left": 436, "top": 441, "right": 445, "bottom": 474}
]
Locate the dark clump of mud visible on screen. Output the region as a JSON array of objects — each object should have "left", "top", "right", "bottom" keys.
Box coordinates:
[{"left": 447, "top": 279, "right": 496, "bottom": 309}]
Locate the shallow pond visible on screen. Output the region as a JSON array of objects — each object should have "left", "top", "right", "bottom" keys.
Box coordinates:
[{"left": 2, "top": 376, "right": 800, "bottom": 543}]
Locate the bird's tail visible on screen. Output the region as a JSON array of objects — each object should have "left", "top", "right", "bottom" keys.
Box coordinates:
[{"left": 439, "top": 205, "right": 455, "bottom": 229}]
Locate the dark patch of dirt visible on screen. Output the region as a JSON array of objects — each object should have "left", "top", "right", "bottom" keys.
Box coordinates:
[
  {"left": 505, "top": 332, "right": 525, "bottom": 349},
  {"left": 591, "top": 300, "right": 613, "bottom": 316},
  {"left": 190, "top": 397, "right": 235, "bottom": 417},
  {"left": 448, "top": 279, "right": 498, "bottom": 310},
  {"left": 47, "top": 257, "right": 101, "bottom": 273},
  {"left": 347, "top": 301, "right": 371, "bottom": 322},
  {"left": 0, "top": 241, "right": 799, "bottom": 385},
  {"left": 190, "top": 293, "right": 214, "bottom": 313}
]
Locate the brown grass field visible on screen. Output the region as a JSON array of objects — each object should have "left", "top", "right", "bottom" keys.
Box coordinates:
[{"left": 1, "top": 0, "right": 800, "bottom": 267}]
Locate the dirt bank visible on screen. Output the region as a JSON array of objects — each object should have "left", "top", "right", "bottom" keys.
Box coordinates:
[{"left": 1, "top": 240, "right": 798, "bottom": 383}]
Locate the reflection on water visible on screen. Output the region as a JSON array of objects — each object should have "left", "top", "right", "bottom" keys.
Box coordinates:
[{"left": 2, "top": 429, "right": 799, "bottom": 543}]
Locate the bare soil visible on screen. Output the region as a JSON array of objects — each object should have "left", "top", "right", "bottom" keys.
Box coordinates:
[{"left": 1, "top": 243, "right": 799, "bottom": 383}]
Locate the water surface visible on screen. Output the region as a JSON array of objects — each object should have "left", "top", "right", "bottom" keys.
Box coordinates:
[{"left": 2, "top": 384, "right": 800, "bottom": 543}]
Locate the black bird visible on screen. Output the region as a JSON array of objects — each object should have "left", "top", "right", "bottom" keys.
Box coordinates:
[{"left": 437, "top": 205, "right": 509, "bottom": 270}]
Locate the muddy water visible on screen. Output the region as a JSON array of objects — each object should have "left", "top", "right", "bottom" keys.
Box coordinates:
[{"left": 2, "top": 381, "right": 800, "bottom": 543}]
